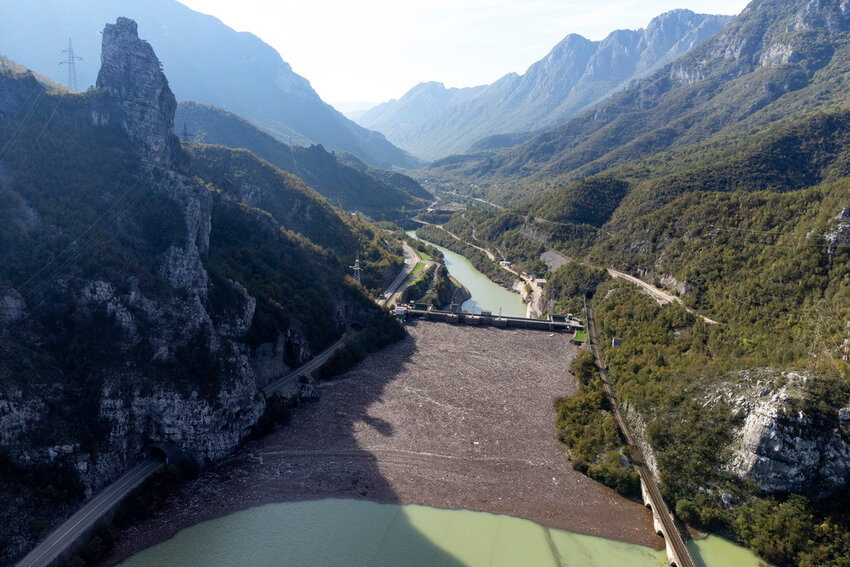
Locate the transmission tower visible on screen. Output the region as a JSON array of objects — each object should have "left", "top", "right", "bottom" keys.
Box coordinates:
[
  {"left": 350, "top": 253, "right": 362, "bottom": 284},
  {"left": 59, "top": 38, "right": 82, "bottom": 92},
  {"left": 843, "top": 321, "right": 850, "bottom": 362},
  {"left": 181, "top": 122, "right": 195, "bottom": 142}
]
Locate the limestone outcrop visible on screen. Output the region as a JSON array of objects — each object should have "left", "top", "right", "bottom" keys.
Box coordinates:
[
  {"left": 711, "top": 369, "right": 850, "bottom": 496},
  {"left": 95, "top": 17, "right": 187, "bottom": 171},
  {"left": 0, "top": 18, "right": 356, "bottom": 563}
]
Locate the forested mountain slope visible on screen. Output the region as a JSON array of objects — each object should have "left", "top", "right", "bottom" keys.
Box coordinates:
[
  {"left": 359, "top": 9, "right": 731, "bottom": 160},
  {"left": 176, "top": 101, "right": 429, "bottom": 219},
  {"left": 0, "top": 19, "right": 402, "bottom": 564},
  {"left": 451, "top": 96, "right": 850, "bottom": 567},
  {"left": 422, "top": 5, "right": 850, "bottom": 565},
  {"left": 511, "top": 109, "right": 850, "bottom": 232}
]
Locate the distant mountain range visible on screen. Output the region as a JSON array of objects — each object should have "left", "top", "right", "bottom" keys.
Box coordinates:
[
  {"left": 357, "top": 9, "right": 732, "bottom": 160},
  {"left": 428, "top": 0, "right": 850, "bottom": 205},
  {"left": 0, "top": 0, "right": 419, "bottom": 169},
  {"left": 427, "top": 11, "right": 850, "bottom": 562}
]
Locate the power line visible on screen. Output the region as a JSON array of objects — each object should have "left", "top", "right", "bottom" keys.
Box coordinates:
[
  {"left": 0, "top": 86, "right": 45, "bottom": 162},
  {"left": 0, "top": 166, "right": 165, "bottom": 336}
]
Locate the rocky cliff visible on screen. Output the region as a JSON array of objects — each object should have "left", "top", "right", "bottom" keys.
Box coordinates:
[
  {"left": 0, "top": 0, "right": 418, "bottom": 169},
  {"left": 0, "top": 19, "right": 383, "bottom": 564},
  {"left": 95, "top": 17, "right": 187, "bottom": 171},
  {"left": 709, "top": 369, "right": 850, "bottom": 496}
]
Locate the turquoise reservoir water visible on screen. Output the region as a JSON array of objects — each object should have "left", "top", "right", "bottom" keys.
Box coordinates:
[
  {"left": 119, "top": 500, "right": 767, "bottom": 567},
  {"left": 407, "top": 230, "right": 527, "bottom": 317}
]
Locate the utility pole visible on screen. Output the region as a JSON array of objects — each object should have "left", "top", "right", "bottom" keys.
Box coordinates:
[{"left": 59, "top": 38, "right": 81, "bottom": 92}]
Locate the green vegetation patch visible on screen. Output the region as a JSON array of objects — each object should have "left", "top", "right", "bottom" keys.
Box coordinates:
[
  {"left": 555, "top": 351, "right": 640, "bottom": 498},
  {"left": 408, "top": 262, "right": 426, "bottom": 282},
  {"left": 593, "top": 278, "right": 850, "bottom": 566},
  {"left": 401, "top": 265, "right": 436, "bottom": 304},
  {"left": 544, "top": 261, "right": 609, "bottom": 317}
]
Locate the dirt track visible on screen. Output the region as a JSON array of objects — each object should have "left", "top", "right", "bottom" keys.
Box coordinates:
[{"left": 104, "top": 322, "right": 659, "bottom": 564}]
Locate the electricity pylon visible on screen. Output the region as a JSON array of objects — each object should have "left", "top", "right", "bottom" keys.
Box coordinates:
[{"left": 59, "top": 39, "right": 81, "bottom": 92}]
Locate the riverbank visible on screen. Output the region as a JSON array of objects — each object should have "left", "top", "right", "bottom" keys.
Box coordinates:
[
  {"left": 102, "top": 323, "right": 659, "bottom": 565},
  {"left": 411, "top": 225, "right": 548, "bottom": 317},
  {"left": 408, "top": 230, "right": 527, "bottom": 317}
]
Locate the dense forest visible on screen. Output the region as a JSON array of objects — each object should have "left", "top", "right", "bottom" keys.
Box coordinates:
[{"left": 177, "top": 101, "right": 429, "bottom": 220}]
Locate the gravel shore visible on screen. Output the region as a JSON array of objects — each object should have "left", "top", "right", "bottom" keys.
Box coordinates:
[{"left": 103, "top": 322, "right": 660, "bottom": 564}]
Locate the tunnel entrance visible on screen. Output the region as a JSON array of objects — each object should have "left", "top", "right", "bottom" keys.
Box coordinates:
[{"left": 143, "top": 442, "right": 181, "bottom": 464}]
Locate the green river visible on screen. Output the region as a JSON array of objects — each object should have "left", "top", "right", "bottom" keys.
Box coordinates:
[
  {"left": 121, "top": 237, "right": 768, "bottom": 566},
  {"left": 407, "top": 230, "right": 527, "bottom": 317},
  {"left": 120, "top": 500, "right": 766, "bottom": 567}
]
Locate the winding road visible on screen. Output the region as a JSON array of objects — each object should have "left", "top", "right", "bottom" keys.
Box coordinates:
[
  {"left": 543, "top": 250, "right": 719, "bottom": 325},
  {"left": 412, "top": 219, "right": 497, "bottom": 261}
]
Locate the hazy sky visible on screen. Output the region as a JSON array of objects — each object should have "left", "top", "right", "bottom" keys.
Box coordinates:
[{"left": 179, "top": 0, "right": 751, "bottom": 105}]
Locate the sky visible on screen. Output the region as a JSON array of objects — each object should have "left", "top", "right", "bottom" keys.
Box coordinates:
[{"left": 178, "top": 0, "right": 751, "bottom": 106}]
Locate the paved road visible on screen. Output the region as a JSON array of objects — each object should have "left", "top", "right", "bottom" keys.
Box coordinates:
[
  {"left": 268, "top": 236, "right": 431, "bottom": 397},
  {"left": 17, "top": 457, "right": 163, "bottom": 567},
  {"left": 540, "top": 249, "right": 718, "bottom": 325},
  {"left": 262, "top": 335, "right": 349, "bottom": 397},
  {"left": 379, "top": 241, "right": 420, "bottom": 307},
  {"left": 412, "top": 219, "right": 497, "bottom": 261},
  {"left": 17, "top": 235, "right": 429, "bottom": 567},
  {"left": 586, "top": 300, "right": 694, "bottom": 567}
]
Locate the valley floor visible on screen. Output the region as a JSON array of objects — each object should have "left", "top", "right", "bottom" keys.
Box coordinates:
[{"left": 101, "top": 323, "right": 660, "bottom": 565}]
